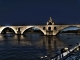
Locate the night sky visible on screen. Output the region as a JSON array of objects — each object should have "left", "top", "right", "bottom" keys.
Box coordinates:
[{"left": 0, "top": 0, "right": 80, "bottom": 25}]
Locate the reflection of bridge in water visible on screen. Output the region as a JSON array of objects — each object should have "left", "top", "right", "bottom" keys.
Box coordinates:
[
  {"left": 13, "top": 35, "right": 65, "bottom": 49},
  {"left": 0, "top": 35, "right": 66, "bottom": 58},
  {"left": 0, "top": 34, "right": 70, "bottom": 60},
  {"left": 1, "top": 33, "right": 80, "bottom": 59},
  {"left": 0, "top": 17, "right": 80, "bottom": 35}
]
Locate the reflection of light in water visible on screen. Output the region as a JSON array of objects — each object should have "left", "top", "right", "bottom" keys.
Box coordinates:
[
  {"left": 0, "top": 34, "right": 80, "bottom": 60},
  {"left": 0, "top": 34, "right": 4, "bottom": 41},
  {"left": 14, "top": 35, "right": 17, "bottom": 39},
  {"left": 20, "top": 35, "right": 24, "bottom": 39},
  {"left": 0, "top": 34, "right": 68, "bottom": 50},
  {"left": 0, "top": 34, "right": 79, "bottom": 59},
  {"left": 0, "top": 35, "right": 3, "bottom": 38},
  {"left": 14, "top": 35, "right": 24, "bottom": 39}
]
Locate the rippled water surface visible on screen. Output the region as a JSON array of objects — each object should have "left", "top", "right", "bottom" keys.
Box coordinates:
[{"left": 0, "top": 34, "right": 80, "bottom": 60}]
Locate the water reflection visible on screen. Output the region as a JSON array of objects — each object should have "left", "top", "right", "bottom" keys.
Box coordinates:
[
  {"left": 17, "top": 35, "right": 21, "bottom": 44},
  {"left": 0, "top": 34, "right": 80, "bottom": 60}
]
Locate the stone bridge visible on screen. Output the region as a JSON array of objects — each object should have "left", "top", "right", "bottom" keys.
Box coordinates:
[{"left": 0, "top": 17, "right": 80, "bottom": 35}]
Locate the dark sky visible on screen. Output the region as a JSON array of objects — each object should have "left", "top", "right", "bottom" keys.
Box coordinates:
[{"left": 0, "top": 0, "right": 80, "bottom": 25}]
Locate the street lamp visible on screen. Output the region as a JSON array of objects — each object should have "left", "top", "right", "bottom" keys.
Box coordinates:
[
  {"left": 68, "top": 44, "right": 72, "bottom": 52},
  {"left": 41, "top": 56, "right": 44, "bottom": 59},
  {"left": 44, "top": 55, "right": 47, "bottom": 58},
  {"left": 40, "top": 55, "right": 48, "bottom": 60}
]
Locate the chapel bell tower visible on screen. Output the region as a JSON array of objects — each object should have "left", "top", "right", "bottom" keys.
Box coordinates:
[{"left": 47, "top": 17, "right": 55, "bottom": 25}]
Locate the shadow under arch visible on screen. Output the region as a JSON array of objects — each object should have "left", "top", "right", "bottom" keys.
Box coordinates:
[
  {"left": 57, "top": 26, "right": 80, "bottom": 35},
  {"left": 22, "top": 27, "right": 44, "bottom": 36},
  {"left": 1, "top": 27, "right": 16, "bottom": 34}
]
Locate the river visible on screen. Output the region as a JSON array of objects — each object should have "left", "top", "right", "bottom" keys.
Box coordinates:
[{"left": 0, "top": 33, "right": 80, "bottom": 60}]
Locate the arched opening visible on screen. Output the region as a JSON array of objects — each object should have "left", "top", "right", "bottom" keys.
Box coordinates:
[
  {"left": 48, "top": 27, "right": 51, "bottom": 31},
  {"left": 23, "top": 27, "right": 44, "bottom": 36},
  {"left": 43, "top": 27, "right": 45, "bottom": 30},
  {"left": 57, "top": 26, "right": 80, "bottom": 35},
  {"left": 54, "top": 27, "right": 57, "bottom": 30},
  {"left": 1, "top": 27, "right": 15, "bottom": 36},
  {"left": 48, "top": 22, "right": 52, "bottom": 25}
]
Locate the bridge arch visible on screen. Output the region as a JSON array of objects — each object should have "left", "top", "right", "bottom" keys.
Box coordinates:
[
  {"left": 0, "top": 26, "right": 17, "bottom": 34},
  {"left": 21, "top": 26, "right": 46, "bottom": 35},
  {"left": 56, "top": 26, "right": 80, "bottom": 35}
]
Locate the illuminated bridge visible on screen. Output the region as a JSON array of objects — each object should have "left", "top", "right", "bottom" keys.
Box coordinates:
[{"left": 0, "top": 17, "right": 80, "bottom": 35}]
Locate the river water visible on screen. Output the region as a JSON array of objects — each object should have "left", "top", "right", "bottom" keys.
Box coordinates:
[{"left": 0, "top": 34, "right": 80, "bottom": 60}]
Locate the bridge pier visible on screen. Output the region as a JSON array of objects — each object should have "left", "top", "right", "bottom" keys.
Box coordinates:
[
  {"left": 17, "top": 28, "right": 21, "bottom": 35},
  {"left": 17, "top": 31, "right": 21, "bottom": 35},
  {"left": 46, "top": 31, "right": 53, "bottom": 35}
]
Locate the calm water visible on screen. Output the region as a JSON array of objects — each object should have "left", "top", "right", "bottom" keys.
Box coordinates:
[{"left": 0, "top": 34, "right": 80, "bottom": 60}]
